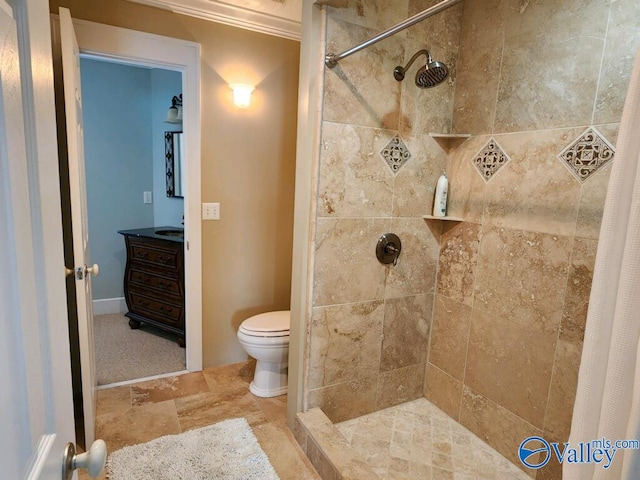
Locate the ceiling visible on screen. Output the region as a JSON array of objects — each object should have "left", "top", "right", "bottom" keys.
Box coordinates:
[{"left": 127, "top": 0, "right": 304, "bottom": 40}]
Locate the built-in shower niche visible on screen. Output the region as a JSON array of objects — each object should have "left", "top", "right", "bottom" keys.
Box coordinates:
[
  {"left": 424, "top": 133, "right": 470, "bottom": 221},
  {"left": 429, "top": 133, "right": 471, "bottom": 154}
]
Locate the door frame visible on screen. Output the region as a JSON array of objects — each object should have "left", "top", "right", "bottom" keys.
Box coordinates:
[
  {"left": 286, "top": 2, "right": 324, "bottom": 425},
  {"left": 69, "top": 18, "right": 203, "bottom": 372}
]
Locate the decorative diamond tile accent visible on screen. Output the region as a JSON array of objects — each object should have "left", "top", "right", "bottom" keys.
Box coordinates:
[
  {"left": 471, "top": 137, "right": 511, "bottom": 182},
  {"left": 557, "top": 127, "right": 615, "bottom": 182},
  {"left": 379, "top": 134, "right": 412, "bottom": 176}
]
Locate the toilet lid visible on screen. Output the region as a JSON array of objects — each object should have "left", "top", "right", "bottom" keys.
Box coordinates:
[{"left": 240, "top": 310, "right": 290, "bottom": 336}]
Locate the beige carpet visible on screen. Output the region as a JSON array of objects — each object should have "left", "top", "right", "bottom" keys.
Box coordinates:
[{"left": 94, "top": 313, "right": 186, "bottom": 385}]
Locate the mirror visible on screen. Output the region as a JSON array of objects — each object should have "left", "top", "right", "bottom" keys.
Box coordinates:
[{"left": 165, "top": 131, "right": 184, "bottom": 198}]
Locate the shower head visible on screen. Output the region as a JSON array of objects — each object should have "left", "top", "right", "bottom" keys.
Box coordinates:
[
  {"left": 394, "top": 50, "right": 449, "bottom": 88},
  {"left": 416, "top": 58, "right": 449, "bottom": 88}
]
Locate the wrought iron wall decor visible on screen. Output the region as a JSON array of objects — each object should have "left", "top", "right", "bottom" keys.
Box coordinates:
[{"left": 165, "top": 131, "right": 184, "bottom": 198}]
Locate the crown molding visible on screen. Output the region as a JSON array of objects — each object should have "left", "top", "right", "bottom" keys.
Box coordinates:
[{"left": 127, "top": 0, "right": 301, "bottom": 41}]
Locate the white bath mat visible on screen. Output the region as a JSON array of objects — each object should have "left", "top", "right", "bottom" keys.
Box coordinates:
[{"left": 106, "top": 417, "right": 280, "bottom": 480}]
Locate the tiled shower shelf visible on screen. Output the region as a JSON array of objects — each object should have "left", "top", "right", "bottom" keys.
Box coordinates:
[
  {"left": 429, "top": 133, "right": 471, "bottom": 152},
  {"left": 423, "top": 214, "right": 463, "bottom": 222}
]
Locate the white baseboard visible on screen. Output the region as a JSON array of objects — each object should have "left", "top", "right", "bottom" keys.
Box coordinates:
[{"left": 93, "top": 297, "right": 127, "bottom": 315}]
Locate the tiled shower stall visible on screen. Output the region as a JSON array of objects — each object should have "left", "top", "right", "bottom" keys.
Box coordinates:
[{"left": 297, "top": 0, "right": 640, "bottom": 478}]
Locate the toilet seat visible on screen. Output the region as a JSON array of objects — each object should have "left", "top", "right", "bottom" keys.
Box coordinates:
[{"left": 239, "top": 310, "right": 290, "bottom": 337}]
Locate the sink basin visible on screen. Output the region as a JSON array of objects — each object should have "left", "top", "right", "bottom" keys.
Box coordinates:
[{"left": 155, "top": 229, "right": 184, "bottom": 238}]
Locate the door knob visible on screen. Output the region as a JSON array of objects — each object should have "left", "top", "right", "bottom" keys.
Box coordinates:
[
  {"left": 62, "top": 439, "right": 107, "bottom": 480},
  {"left": 85, "top": 263, "right": 99, "bottom": 276},
  {"left": 65, "top": 264, "right": 99, "bottom": 280}
]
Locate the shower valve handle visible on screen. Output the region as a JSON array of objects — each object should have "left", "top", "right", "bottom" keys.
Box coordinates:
[
  {"left": 385, "top": 243, "right": 400, "bottom": 266},
  {"left": 376, "top": 233, "right": 402, "bottom": 266}
]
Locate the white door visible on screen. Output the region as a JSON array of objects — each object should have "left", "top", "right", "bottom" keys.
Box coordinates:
[
  {"left": 0, "top": 0, "right": 76, "bottom": 477},
  {"left": 57, "top": 7, "right": 99, "bottom": 447}
]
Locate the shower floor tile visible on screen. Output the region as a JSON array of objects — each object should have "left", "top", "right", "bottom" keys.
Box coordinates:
[{"left": 335, "top": 398, "right": 531, "bottom": 480}]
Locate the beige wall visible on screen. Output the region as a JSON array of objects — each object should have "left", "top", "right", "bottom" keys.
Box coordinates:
[
  {"left": 425, "top": 0, "right": 640, "bottom": 477},
  {"left": 50, "top": 0, "right": 300, "bottom": 367},
  {"left": 305, "top": 0, "right": 463, "bottom": 422}
]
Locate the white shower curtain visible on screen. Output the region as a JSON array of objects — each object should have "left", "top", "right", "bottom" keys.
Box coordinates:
[{"left": 564, "top": 46, "right": 640, "bottom": 480}]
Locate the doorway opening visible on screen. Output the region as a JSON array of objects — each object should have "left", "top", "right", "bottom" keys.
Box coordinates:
[
  {"left": 54, "top": 13, "right": 202, "bottom": 448},
  {"left": 80, "top": 57, "right": 187, "bottom": 386}
]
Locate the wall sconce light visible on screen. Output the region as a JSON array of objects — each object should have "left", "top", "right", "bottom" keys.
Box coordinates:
[
  {"left": 165, "top": 94, "right": 183, "bottom": 123},
  {"left": 230, "top": 84, "right": 254, "bottom": 108}
]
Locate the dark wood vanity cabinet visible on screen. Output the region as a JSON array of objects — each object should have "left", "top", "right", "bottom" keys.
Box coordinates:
[{"left": 119, "top": 228, "right": 185, "bottom": 347}]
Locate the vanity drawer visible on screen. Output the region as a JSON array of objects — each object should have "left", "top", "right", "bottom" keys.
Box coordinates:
[
  {"left": 129, "top": 292, "right": 183, "bottom": 327},
  {"left": 128, "top": 268, "right": 181, "bottom": 296},
  {"left": 130, "top": 243, "right": 178, "bottom": 268}
]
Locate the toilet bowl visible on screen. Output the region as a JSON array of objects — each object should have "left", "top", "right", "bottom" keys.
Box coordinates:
[{"left": 237, "top": 310, "right": 290, "bottom": 398}]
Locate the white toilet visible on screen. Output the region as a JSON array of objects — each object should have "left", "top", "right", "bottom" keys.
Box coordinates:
[{"left": 237, "top": 310, "right": 290, "bottom": 398}]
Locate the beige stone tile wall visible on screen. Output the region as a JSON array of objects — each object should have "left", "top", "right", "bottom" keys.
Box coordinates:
[
  {"left": 308, "top": 0, "right": 639, "bottom": 476},
  {"left": 453, "top": 0, "right": 640, "bottom": 136},
  {"left": 425, "top": 0, "right": 640, "bottom": 476},
  {"left": 307, "top": 0, "right": 460, "bottom": 422},
  {"left": 428, "top": 125, "right": 616, "bottom": 474}
]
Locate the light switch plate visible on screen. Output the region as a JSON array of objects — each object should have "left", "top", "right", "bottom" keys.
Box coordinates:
[
  {"left": 143, "top": 191, "right": 152, "bottom": 204},
  {"left": 202, "top": 202, "right": 220, "bottom": 220}
]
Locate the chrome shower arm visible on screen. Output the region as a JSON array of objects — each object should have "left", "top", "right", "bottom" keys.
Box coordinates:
[
  {"left": 324, "top": 0, "right": 462, "bottom": 68},
  {"left": 393, "top": 49, "right": 429, "bottom": 80}
]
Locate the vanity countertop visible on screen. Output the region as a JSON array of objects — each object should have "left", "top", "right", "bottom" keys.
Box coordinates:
[{"left": 118, "top": 226, "right": 184, "bottom": 243}]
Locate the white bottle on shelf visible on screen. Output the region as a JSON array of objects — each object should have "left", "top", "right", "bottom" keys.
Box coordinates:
[{"left": 433, "top": 173, "right": 448, "bottom": 217}]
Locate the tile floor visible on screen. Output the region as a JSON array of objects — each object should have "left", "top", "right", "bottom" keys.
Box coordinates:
[
  {"left": 80, "top": 361, "right": 319, "bottom": 480},
  {"left": 335, "top": 398, "right": 532, "bottom": 480}
]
